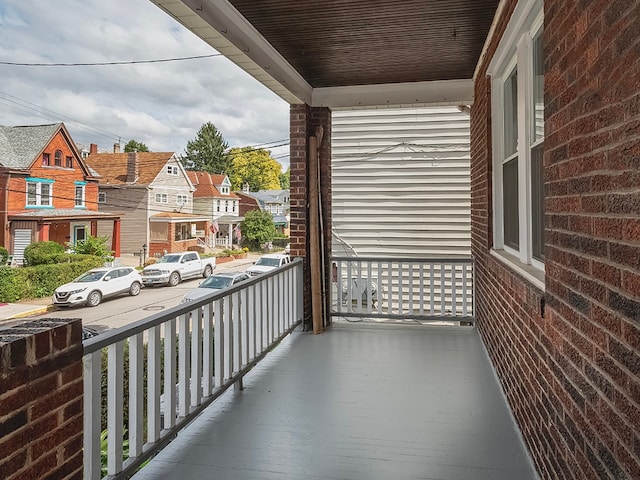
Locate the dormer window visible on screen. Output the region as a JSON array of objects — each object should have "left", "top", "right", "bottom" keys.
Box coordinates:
[
  {"left": 221, "top": 186, "right": 229, "bottom": 194},
  {"left": 54, "top": 150, "right": 62, "bottom": 166},
  {"left": 167, "top": 165, "right": 179, "bottom": 175}
]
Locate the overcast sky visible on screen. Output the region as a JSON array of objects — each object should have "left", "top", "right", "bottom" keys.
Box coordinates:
[{"left": 0, "top": 0, "right": 291, "bottom": 169}]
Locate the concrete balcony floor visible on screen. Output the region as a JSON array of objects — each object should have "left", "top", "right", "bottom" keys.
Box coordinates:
[{"left": 133, "top": 322, "right": 538, "bottom": 480}]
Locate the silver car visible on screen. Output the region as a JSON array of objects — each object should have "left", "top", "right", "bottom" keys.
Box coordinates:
[{"left": 181, "top": 272, "right": 250, "bottom": 303}]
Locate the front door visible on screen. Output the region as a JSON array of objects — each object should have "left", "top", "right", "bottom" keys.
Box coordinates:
[{"left": 74, "top": 225, "right": 87, "bottom": 245}]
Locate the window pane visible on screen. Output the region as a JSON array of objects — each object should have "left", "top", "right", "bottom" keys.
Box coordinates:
[
  {"left": 531, "top": 145, "right": 545, "bottom": 261},
  {"left": 532, "top": 31, "right": 544, "bottom": 143},
  {"left": 503, "top": 157, "right": 519, "bottom": 249},
  {"left": 27, "top": 183, "right": 37, "bottom": 205},
  {"left": 41, "top": 184, "right": 51, "bottom": 206},
  {"left": 504, "top": 69, "right": 518, "bottom": 157},
  {"left": 75, "top": 186, "right": 84, "bottom": 206}
]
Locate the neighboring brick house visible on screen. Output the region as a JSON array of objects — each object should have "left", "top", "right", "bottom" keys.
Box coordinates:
[
  {"left": 86, "top": 148, "right": 209, "bottom": 257},
  {"left": 0, "top": 123, "right": 121, "bottom": 264},
  {"left": 187, "top": 171, "right": 241, "bottom": 248}
]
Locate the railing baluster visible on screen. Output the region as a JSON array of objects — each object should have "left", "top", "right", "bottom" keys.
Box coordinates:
[
  {"left": 462, "top": 264, "right": 468, "bottom": 317},
  {"left": 440, "top": 262, "right": 445, "bottom": 315},
  {"left": 83, "top": 351, "right": 101, "bottom": 480},
  {"left": 451, "top": 263, "right": 458, "bottom": 316},
  {"left": 214, "top": 300, "right": 223, "bottom": 389},
  {"left": 203, "top": 303, "right": 213, "bottom": 396},
  {"left": 129, "top": 333, "right": 143, "bottom": 457},
  {"left": 387, "top": 261, "right": 393, "bottom": 315},
  {"left": 408, "top": 263, "right": 414, "bottom": 315},
  {"left": 224, "top": 296, "right": 233, "bottom": 381},
  {"left": 148, "top": 325, "right": 161, "bottom": 441},
  {"left": 178, "top": 313, "right": 190, "bottom": 418},
  {"left": 164, "top": 318, "right": 176, "bottom": 429},
  {"left": 191, "top": 307, "right": 203, "bottom": 407},
  {"left": 107, "top": 341, "right": 124, "bottom": 476},
  {"left": 419, "top": 264, "right": 425, "bottom": 315}
]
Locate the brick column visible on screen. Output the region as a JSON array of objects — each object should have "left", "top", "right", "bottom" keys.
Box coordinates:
[
  {"left": 0, "top": 318, "right": 84, "bottom": 480},
  {"left": 290, "top": 104, "right": 332, "bottom": 331}
]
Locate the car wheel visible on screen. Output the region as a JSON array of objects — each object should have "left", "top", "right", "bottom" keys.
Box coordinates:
[
  {"left": 168, "top": 272, "right": 181, "bottom": 287},
  {"left": 86, "top": 290, "right": 102, "bottom": 307},
  {"left": 203, "top": 265, "right": 213, "bottom": 278},
  {"left": 129, "top": 281, "right": 141, "bottom": 296}
]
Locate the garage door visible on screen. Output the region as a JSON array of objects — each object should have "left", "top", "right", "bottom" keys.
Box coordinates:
[{"left": 13, "top": 229, "right": 32, "bottom": 266}]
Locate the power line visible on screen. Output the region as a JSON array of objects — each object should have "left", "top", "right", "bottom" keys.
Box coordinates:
[{"left": 0, "top": 54, "right": 223, "bottom": 67}]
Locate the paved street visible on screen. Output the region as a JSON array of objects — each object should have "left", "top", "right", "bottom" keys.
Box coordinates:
[{"left": 2, "top": 253, "right": 262, "bottom": 332}]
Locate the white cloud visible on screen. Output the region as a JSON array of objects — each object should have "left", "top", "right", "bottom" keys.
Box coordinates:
[{"left": 0, "top": 0, "right": 290, "bottom": 169}]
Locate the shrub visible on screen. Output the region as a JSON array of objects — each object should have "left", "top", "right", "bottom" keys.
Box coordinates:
[
  {"left": 68, "top": 235, "right": 114, "bottom": 261},
  {"left": 23, "top": 241, "right": 65, "bottom": 266},
  {"left": 0, "top": 256, "right": 104, "bottom": 302},
  {"left": 0, "top": 246, "right": 8, "bottom": 265}
]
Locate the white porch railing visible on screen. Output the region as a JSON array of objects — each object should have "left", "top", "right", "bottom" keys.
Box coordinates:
[
  {"left": 331, "top": 256, "right": 475, "bottom": 322},
  {"left": 82, "top": 259, "right": 303, "bottom": 479}
]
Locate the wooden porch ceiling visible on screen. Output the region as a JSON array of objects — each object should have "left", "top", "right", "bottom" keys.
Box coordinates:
[
  {"left": 151, "top": 0, "right": 500, "bottom": 107},
  {"left": 228, "top": 0, "right": 499, "bottom": 88}
]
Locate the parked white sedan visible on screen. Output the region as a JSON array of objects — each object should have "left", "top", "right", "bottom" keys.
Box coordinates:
[{"left": 53, "top": 266, "right": 142, "bottom": 307}]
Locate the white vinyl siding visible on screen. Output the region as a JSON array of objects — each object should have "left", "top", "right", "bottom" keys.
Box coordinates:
[{"left": 331, "top": 106, "right": 471, "bottom": 257}]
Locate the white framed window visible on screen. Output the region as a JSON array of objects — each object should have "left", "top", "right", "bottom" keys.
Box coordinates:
[
  {"left": 155, "top": 193, "right": 169, "bottom": 203},
  {"left": 26, "top": 179, "right": 53, "bottom": 207},
  {"left": 166, "top": 165, "right": 179, "bottom": 175},
  {"left": 221, "top": 186, "right": 229, "bottom": 194},
  {"left": 75, "top": 185, "right": 84, "bottom": 206},
  {"left": 488, "top": 0, "right": 544, "bottom": 284},
  {"left": 98, "top": 192, "right": 107, "bottom": 203},
  {"left": 176, "top": 194, "right": 188, "bottom": 205}
]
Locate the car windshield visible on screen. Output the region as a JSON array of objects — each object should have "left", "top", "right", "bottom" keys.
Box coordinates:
[
  {"left": 256, "top": 258, "right": 280, "bottom": 267},
  {"left": 75, "top": 271, "right": 107, "bottom": 282},
  {"left": 158, "top": 255, "right": 181, "bottom": 263},
  {"left": 200, "top": 276, "right": 233, "bottom": 289}
]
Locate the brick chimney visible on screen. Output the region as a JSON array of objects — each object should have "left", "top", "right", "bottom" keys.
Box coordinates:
[
  {"left": 114, "top": 143, "right": 121, "bottom": 153},
  {"left": 90, "top": 143, "right": 98, "bottom": 154},
  {"left": 127, "top": 151, "right": 139, "bottom": 183}
]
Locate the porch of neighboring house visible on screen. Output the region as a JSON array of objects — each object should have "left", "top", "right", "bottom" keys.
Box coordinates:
[
  {"left": 7, "top": 210, "right": 121, "bottom": 263},
  {"left": 148, "top": 212, "right": 211, "bottom": 257}
]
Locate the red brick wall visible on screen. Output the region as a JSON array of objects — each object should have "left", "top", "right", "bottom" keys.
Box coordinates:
[
  {"left": 0, "top": 318, "right": 84, "bottom": 480},
  {"left": 290, "top": 104, "right": 332, "bottom": 330},
  {"left": 7, "top": 131, "right": 99, "bottom": 212},
  {"left": 471, "top": 1, "right": 640, "bottom": 479}
]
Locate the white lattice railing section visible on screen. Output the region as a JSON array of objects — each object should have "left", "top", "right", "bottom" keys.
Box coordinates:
[
  {"left": 331, "top": 256, "right": 475, "bottom": 322},
  {"left": 82, "top": 259, "right": 303, "bottom": 479}
]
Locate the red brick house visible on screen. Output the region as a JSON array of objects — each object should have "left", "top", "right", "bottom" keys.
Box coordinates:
[
  {"left": 0, "top": 123, "right": 121, "bottom": 263},
  {"left": 151, "top": 1, "right": 639, "bottom": 478}
]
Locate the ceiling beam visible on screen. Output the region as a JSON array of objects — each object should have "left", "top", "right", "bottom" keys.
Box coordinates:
[{"left": 311, "top": 79, "right": 474, "bottom": 109}]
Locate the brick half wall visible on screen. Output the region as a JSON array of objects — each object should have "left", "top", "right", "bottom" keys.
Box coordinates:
[{"left": 0, "top": 318, "right": 84, "bottom": 480}]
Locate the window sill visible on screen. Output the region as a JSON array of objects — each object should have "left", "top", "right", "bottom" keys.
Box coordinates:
[{"left": 489, "top": 248, "right": 545, "bottom": 292}]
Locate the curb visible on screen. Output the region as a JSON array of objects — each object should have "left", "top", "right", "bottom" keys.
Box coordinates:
[{"left": 8, "top": 304, "right": 56, "bottom": 320}]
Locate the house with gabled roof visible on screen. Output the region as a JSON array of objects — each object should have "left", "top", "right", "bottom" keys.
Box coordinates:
[
  {"left": 0, "top": 123, "right": 121, "bottom": 264},
  {"left": 86, "top": 148, "right": 209, "bottom": 256},
  {"left": 236, "top": 187, "right": 290, "bottom": 235},
  {"left": 187, "top": 171, "right": 242, "bottom": 248}
]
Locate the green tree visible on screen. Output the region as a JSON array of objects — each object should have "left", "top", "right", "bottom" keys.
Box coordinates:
[
  {"left": 228, "top": 147, "right": 282, "bottom": 191},
  {"left": 182, "top": 122, "right": 229, "bottom": 174},
  {"left": 124, "top": 140, "right": 149, "bottom": 152},
  {"left": 279, "top": 167, "right": 290, "bottom": 190},
  {"left": 241, "top": 210, "right": 276, "bottom": 250}
]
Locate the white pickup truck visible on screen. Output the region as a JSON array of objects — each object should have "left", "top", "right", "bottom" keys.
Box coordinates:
[{"left": 141, "top": 251, "right": 216, "bottom": 287}]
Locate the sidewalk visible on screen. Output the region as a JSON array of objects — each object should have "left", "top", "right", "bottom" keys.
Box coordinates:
[{"left": 0, "top": 253, "right": 263, "bottom": 323}]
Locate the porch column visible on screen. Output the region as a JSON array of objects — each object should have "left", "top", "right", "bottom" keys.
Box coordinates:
[
  {"left": 90, "top": 220, "right": 98, "bottom": 237},
  {"left": 111, "top": 219, "right": 121, "bottom": 257},
  {"left": 39, "top": 223, "right": 51, "bottom": 241},
  {"left": 290, "top": 104, "right": 332, "bottom": 332}
]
